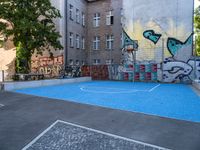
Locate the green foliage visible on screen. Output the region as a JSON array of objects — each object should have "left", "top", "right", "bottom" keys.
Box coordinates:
[
  {"left": 0, "top": 40, "right": 3, "bottom": 48},
  {"left": 194, "top": 7, "right": 200, "bottom": 56},
  {"left": 16, "top": 42, "right": 30, "bottom": 73},
  {"left": 0, "top": 0, "right": 63, "bottom": 73}
]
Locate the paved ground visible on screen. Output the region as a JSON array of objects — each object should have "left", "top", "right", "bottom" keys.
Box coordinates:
[
  {"left": 23, "top": 120, "right": 166, "bottom": 150},
  {"left": 0, "top": 91, "right": 200, "bottom": 150}
]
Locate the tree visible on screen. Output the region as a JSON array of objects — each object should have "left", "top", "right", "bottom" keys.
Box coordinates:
[
  {"left": 194, "top": 6, "right": 200, "bottom": 56},
  {"left": 0, "top": 0, "right": 63, "bottom": 73}
]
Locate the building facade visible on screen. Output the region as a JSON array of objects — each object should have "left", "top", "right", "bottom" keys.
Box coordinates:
[
  {"left": 66, "top": 0, "right": 88, "bottom": 66},
  {"left": 86, "top": 0, "right": 123, "bottom": 65},
  {"left": 64, "top": 0, "right": 123, "bottom": 66},
  {"left": 31, "top": 0, "right": 195, "bottom": 83},
  {"left": 31, "top": 0, "right": 124, "bottom": 77}
]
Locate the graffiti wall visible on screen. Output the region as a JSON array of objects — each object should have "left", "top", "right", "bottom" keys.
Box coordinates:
[
  {"left": 122, "top": 0, "right": 194, "bottom": 83},
  {"left": 81, "top": 65, "right": 109, "bottom": 80},
  {"left": 31, "top": 55, "right": 64, "bottom": 77}
]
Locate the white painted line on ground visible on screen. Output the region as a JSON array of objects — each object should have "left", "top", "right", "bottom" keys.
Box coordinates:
[
  {"left": 79, "top": 86, "right": 150, "bottom": 94},
  {"left": 22, "top": 120, "right": 171, "bottom": 150},
  {"left": 80, "top": 87, "right": 146, "bottom": 94},
  {"left": 22, "top": 120, "right": 59, "bottom": 150},
  {"left": 149, "top": 84, "right": 161, "bottom": 92}
]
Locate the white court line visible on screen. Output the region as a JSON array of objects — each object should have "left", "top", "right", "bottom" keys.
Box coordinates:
[
  {"left": 149, "top": 84, "right": 161, "bottom": 92},
  {"left": 79, "top": 85, "right": 138, "bottom": 91},
  {"left": 0, "top": 103, "right": 5, "bottom": 107},
  {"left": 80, "top": 84, "right": 161, "bottom": 94},
  {"left": 22, "top": 120, "right": 171, "bottom": 150},
  {"left": 22, "top": 121, "right": 59, "bottom": 150},
  {"left": 80, "top": 87, "right": 147, "bottom": 94}
]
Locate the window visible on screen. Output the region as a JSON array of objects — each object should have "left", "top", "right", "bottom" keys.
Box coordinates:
[
  {"left": 106, "top": 35, "right": 114, "bottom": 50},
  {"left": 106, "top": 11, "right": 114, "bottom": 25},
  {"left": 93, "top": 13, "right": 100, "bottom": 27},
  {"left": 76, "top": 60, "right": 79, "bottom": 65},
  {"left": 69, "top": 5, "right": 73, "bottom": 20},
  {"left": 76, "top": 34, "right": 80, "bottom": 49},
  {"left": 82, "top": 37, "right": 85, "bottom": 50},
  {"left": 106, "top": 59, "right": 113, "bottom": 65},
  {"left": 69, "top": 32, "right": 74, "bottom": 48},
  {"left": 69, "top": 59, "right": 73, "bottom": 65},
  {"left": 93, "top": 59, "right": 100, "bottom": 65},
  {"left": 82, "top": 13, "right": 85, "bottom": 26},
  {"left": 76, "top": 9, "right": 80, "bottom": 23},
  {"left": 93, "top": 36, "right": 100, "bottom": 50}
]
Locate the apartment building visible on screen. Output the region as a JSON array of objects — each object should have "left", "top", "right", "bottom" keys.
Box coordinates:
[
  {"left": 86, "top": 0, "right": 123, "bottom": 65},
  {"left": 64, "top": 0, "right": 123, "bottom": 66},
  {"left": 0, "top": 0, "right": 123, "bottom": 79},
  {"left": 66, "top": 0, "right": 88, "bottom": 66}
]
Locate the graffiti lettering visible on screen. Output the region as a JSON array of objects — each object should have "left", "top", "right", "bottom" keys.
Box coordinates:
[{"left": 31, "top": 55, "right": 64, "bottom": 77}]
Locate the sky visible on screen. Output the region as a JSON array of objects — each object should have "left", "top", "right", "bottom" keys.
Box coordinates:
[{"left": 195, "top": 0, "right": 200, "bottom": 8}]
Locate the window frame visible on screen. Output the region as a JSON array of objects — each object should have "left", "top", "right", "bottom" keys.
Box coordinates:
[
  {"left": 93, "top": 36, "right": 100, "bottom": 50},
  {"left": 106, "top": 10, "right": 114, "bottom": 26},
  {"left": 76, "top": 9, "right": 80, "bottom": 24},
  {"left": 106, "top": 35, "right": 114, "bottom": 50},
  {"left": 76, "top": 34, "right": 80, "bottom": 49},
  {"left": 69, "top": 4, "right": 73, "bottom": 20},
  {"left": 93, "top": 59, "right": 101, "bottom": 65},
  {"left": 82, "top": 36, "right": 85, "bottom": 50},
  {"left": 69, "top": 32, "right": 74, "bottom": 48},
  {"left": 82, "top": 12, "right": 85, "bottom": 26},
  {"left": 93, "top": 13, "right": 100, "bottom": 27}
]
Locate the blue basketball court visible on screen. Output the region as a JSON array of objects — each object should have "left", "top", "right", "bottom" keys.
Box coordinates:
[{"left": 14, "top": 81, "right": 200, "bottom": 123}]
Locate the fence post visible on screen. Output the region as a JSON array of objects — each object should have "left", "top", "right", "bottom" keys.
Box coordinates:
[
  {"left": 161, "top": 38, "right": 165, "bottom": 82},
  {"left": 194, "top": 36, "right": 197, "bottom": 81},
  {"left": 89, "top": 47, "right": 92, "bottom": 78},
  {"left": 0, "top": 70, "right": 4, "bottom": 82}
]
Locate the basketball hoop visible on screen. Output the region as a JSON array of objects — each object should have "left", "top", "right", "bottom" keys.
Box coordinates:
[{"left": 125, "top": 45, "right": 137, "bottom": 52}]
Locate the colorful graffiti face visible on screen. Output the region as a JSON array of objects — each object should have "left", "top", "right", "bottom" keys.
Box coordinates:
[
  {"left": 167, "top": 33, "right": 193, "bottom": 62},
  {"left": 143, "top": 30, "right": 162, "bottom": 44}
]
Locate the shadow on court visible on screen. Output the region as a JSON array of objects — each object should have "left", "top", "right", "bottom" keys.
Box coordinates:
[{"left": 0, "top": 91, "right": 200, "bottom": 150}]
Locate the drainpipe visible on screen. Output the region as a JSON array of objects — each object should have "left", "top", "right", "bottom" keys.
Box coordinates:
[{"left": 64, "top": 0, "right": 68, "bottom": 70}]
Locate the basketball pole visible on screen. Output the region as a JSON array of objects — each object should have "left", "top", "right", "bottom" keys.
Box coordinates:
[
  {"left": 133, "top": 50, "right": 136, "bottom": 82},
  {"left": 132, "top": 4, "right": 135, "bottom": 83}
]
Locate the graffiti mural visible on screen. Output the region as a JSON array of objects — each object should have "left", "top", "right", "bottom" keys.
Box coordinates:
[
  {"left": 160, "top": 33, "right": 194, "bottom": 83},
  {"left": 143, "top": 30, "right": 162, "bottom": 44},
  {"left": 114, "top": 29, "right": 158, "bottom": 82},
  {"left": 123, "top": 29, "right": 138, "bottom": 50},
  {"left": 188, "top": 59, "right": 200, "bottom": 81},
  {"left": 167, "top": 33, "right": 193, "bottom": 62},
  {"left": 162, "top": 58, "right": 193, "bottom": 82},
  {"left": 64, "top": 66, "right": 81, "bottom": 78},
  {"left": 121, "top": 29, "right": 137, "bottom": 65},
  {"left": 31, "top": 55, "right": 64, "bottom": 77},
  {"left": 121, "top": 0, "right": 194, "bottom": 83}
]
